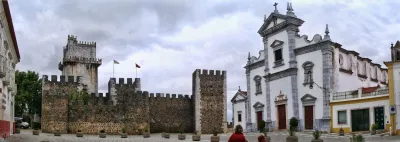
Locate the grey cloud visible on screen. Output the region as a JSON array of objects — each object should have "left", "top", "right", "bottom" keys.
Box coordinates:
[{"left": 11, "top": 0, "right": 400, "bottom": 122}]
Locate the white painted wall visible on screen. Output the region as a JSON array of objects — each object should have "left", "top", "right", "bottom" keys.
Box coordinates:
[
  {"left": 266, "top": 18, "right": 285, "bottom": 30},
  {"left": 331, "top": 99, "right": 390, "bottom": 131},
  {"left": 249, "top": 66, "right": 267, "bottom": 124},
  {"left": 269, "top": 76, "right": 292, "bottom": 122},
  {"left": 334, "top": 48, "right": 387, "bottom": 92},
  {"left": 294, "top": 34, "right": 323, "bottom": 48},
  {"left": 392, "top": 63, "right": 400, "bottom": 129},
  {"left": 233, "top": 101, "right": 246, "bottom": 128},
  {"left": 296, "top": 50, "right": 324, "bottom": 120},
  {"left": 0, "top": 2, "right": 18, "bottom": 135},
  {"left": 267, "top": 31, "right": 288, "bottom": 74}
]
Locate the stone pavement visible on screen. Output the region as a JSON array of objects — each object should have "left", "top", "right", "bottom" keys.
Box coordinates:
[{"left": 4, "top": 130, "right": 400, "bottom": 142}]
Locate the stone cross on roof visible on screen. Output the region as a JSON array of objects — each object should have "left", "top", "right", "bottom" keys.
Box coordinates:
[{"left": 273, "top": 2, "right": 279, "bottom": 13}]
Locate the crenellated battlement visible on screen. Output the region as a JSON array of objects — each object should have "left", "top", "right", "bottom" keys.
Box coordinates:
[
  {"left": 67, "top": 35, "right": 96, "bottom": 47},
  {"left": 42, "top": 75, "right": 84, "bottom": 84},
  {"left": 68, "top": 35, "right": 77, "bottom": 42},
  {"left": 109, "top": 78, "right": 140, "bottom": 85},
  {"left": 62, "top": 56, "right": 102, "bottom": 65},
  {"left": 148, "top": 92, "right": 192, "bottom": 99},
  {"left": 193, "top": 69, "right": 226, "bottom": 76}
]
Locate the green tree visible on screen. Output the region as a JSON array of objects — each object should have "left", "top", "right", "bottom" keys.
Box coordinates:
[{"left": 14, "top": 70, "right": 42, "bottom": 119}]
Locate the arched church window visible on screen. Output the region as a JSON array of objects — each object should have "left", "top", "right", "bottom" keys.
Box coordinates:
[
  {"left": 302, "top": 61, "right": 314, "bottom": 86},
  {"left": 357, "top": 62, "right": 359, "bottom": 73},
  {"left": 339, "top": 54, "right": 344, "bottom": 68},
  {"left": 253, "top": 75, "right": 262, "bottom": 95},
  {"left": 397, "top": 51, "right": 400, "bottom": 61},
  {"left": 349, "top": 56, "right": 352, "bottom": 69}
]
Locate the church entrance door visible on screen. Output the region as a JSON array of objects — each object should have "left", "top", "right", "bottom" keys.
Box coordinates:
[
  {"left": 256, "top": 111, "right": 263, "bottom": 130},
  {"left": 304, "top": 106, "right": 314, "bottom": 129},
  {"left": 277, "top": 104, "right": 286, "bottom": 129}
]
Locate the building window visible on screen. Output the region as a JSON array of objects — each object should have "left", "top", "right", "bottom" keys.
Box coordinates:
[
  {"left": 339, "top": 54, "right": 343, "bottom": 68},
  {"left": 364, "top": 62, "right": 367, "bottom": 75},
  {"left": 338, "top": 110, "right": 347, "bottom": 124},
  {"left": 302, "top": 61, "right": 314, "bottom": 86},
  {"left": 274, "top": 49, "right": 283, "bottom": 61},
  {"left": 253, "top": 75, "right": 262, "bottom": 95},
  {"left": 238, "top": 113, "right": 242, "bottom": 122},
  {"left": 349, "top": 56, "right": 352, "bottom": 69},
  {"left": 4, "top": 41, "right": 8, "bottom": 50}
]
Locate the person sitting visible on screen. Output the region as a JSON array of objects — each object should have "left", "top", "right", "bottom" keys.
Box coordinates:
[{"left": 228, "top": 125, "right": 248, "bottom": 142}]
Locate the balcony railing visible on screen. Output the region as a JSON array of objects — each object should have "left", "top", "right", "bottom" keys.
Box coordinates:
[
  {"left": 332, "top": 90, "right": 358, "bottom": 100},
  {"left": 331, "top": 87, "right": 389, "bottom": 101},
  {"left": 361, "top": 88, "right": 389, "bottom": 97}
]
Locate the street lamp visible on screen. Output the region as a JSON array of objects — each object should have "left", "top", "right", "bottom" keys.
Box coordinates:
[{"left": 308, "top": 70, "right": 313, "bottom": 89}]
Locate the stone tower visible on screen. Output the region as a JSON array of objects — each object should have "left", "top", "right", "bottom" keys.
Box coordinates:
[
  {"left": 58, "top": 35, "right": 102, "bottom": 95},
  {"left": 192, "top": 69, "right": 227, "bottom": 134}
]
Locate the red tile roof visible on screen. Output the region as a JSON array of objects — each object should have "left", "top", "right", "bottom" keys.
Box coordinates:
[
  {"left": 362, "top": 85, "right": 380, "bottom": 94},
  {"left": 240, "top": 91, "right": 247, "bottom": 96}
]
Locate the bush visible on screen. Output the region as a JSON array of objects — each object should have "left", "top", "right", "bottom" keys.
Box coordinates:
[
  {"left": 32, "top": 122, "right": 41, "bottom": 130},
  {"left": 143, "top": 126, "right": 148, "bottom": 132},
  {"left": 258, "top": 120, "right": 266, "bottom": 132},
  {"left": 313, "top": 130, "right": 321, "bottom": 139},
  {"left": 350, "top": 134, "right": 365, "bottom": 142},
  {"left": 289, "top": 117, "right": 298, "bottom": 136},
  {"left": 371, "top": 124, "right": 376, "bottom": 131},
  {"left": 122, "top": 127, "right": 126, "bottom": 133},
  {"left": 100, "top": 129, "right": 105, "bottom": 133}
]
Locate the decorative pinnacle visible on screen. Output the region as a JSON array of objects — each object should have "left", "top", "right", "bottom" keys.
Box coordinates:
[
  {"left": 325, "top": 24, "right": 330, "bottom": 35},
  {"left": 264, "top": 14, "right": 267, "bottom": 21},
  {"left": 391, "top": 43, "right": 394, "bottom": 48},
  {"left": 323, "top": 24, "right": 331, "bottom": 41},
  {"left": 247, "top": 52, "right": 251, "bottom": 60},
  {"left": 238, "top": 86, "right": 241, "bottom": 91},
  {"left": 286, "top": 2, "right": 296, "bottom": 17}
]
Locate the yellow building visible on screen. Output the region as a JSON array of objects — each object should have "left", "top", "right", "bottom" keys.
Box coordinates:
[{"left": 384, "top": 41, "right": 400, "bottom": 136}]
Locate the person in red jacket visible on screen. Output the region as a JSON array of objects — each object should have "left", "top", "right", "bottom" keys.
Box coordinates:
[
  {"left": 258, "top": 134, "right": 267, "bottom": 142},
  {"left": 228, "top": 125, "right": 248, "bottom": 142}
]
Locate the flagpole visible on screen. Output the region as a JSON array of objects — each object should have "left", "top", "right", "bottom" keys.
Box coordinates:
[{"left": 136, "top": 63, "right": 137, "bottom": 78}]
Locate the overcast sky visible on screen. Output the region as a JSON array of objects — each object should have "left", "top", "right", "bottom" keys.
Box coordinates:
[{"left": 10, "top": 0, "right": 399, "bottom": 122}]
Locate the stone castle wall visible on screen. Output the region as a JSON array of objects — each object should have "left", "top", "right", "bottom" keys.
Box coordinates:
[
  {"left": 42, "top": 75, "right": 198, "bottom": 134},
  {"left": 193, "top": 69, "right": 227, "bottom": 134},
  {"left": 149, "top": 93, "right": 193, "bottom": 133},
  {"left": 41, "top": 75, "right": 82, "bottom": 133}
]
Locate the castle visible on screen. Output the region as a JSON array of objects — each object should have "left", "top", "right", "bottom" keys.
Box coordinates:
[{"left": 41, "top": 35, "right": 228, "bottom": 134}]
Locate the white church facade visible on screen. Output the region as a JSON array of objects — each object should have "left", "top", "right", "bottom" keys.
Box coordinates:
[{"left": 231, "top": 3, "right": 388, "bottom": 132}]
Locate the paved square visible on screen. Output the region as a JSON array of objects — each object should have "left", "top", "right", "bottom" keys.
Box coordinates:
[{"left": 5, "top": 130, "right": 400, "bottom": 142}]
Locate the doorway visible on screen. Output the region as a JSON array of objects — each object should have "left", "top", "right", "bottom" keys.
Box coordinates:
[
  {"left": 351, "top": 109, "right": 369, "bottom": 131},
  {"left": 304, "top": 106, "right": 314, "bottom": 129},
  {"left": 277, "top": 104, "right": 286, "bottom": 129},
  {"left": 374, "top": 107, "right": 384, "bottom": 130},
  {"left": 256, "top": 111, "right": 263, "bottom": 130}
]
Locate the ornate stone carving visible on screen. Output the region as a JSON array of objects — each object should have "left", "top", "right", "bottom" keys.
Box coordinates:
[{"left": 274, "top": 91, "right": 288, "bottom": 105}]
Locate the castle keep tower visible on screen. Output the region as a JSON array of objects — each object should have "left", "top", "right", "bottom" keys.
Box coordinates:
[
  {"left": 193, "top": 69, "right": 227, "bottom": 134},
  {"left": 58, "top": 35, "right": 102, "bottom": 95}
]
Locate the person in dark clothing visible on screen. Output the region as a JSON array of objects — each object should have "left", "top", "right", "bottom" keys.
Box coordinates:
[{"left": 228, "top": 125, "right": 248, "bottom": 142}]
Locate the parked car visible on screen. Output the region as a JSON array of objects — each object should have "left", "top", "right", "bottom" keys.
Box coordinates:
[
  {"left": 14, "top": 117, "right": 22, "bottom": 128},
  {"left": 21, "top": 122, "right": 29, "bottom": 129}
]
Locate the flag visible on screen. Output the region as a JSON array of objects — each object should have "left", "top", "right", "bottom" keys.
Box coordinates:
[
  {"left": 136, "top": 63, "right": 141, "bottom": 68},
  {"left": 114, "top": 60, "right": 119, "bottom": 64}
]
